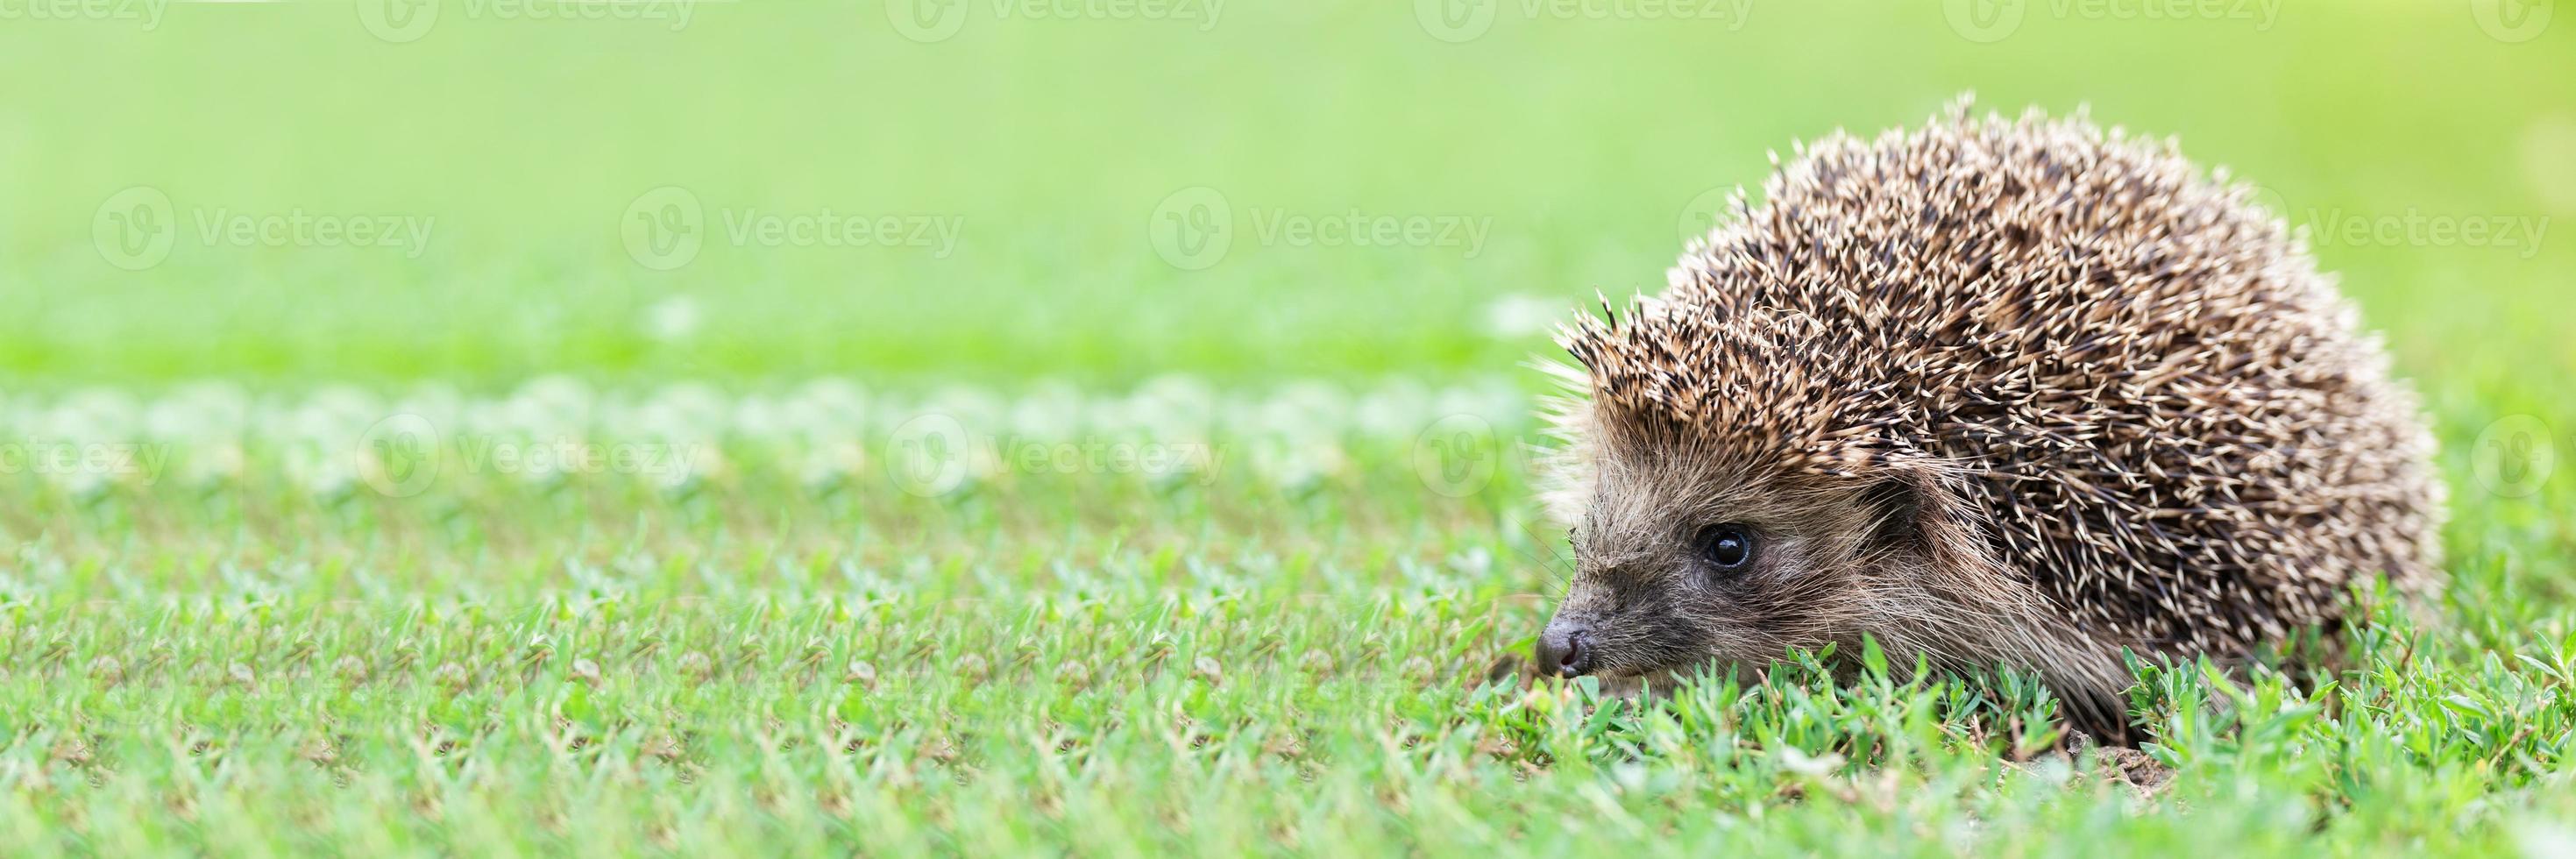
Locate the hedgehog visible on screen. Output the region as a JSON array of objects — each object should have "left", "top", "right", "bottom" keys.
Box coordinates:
[{"left": 1530, "top": 100, "right": 2444, "bottom": 736}]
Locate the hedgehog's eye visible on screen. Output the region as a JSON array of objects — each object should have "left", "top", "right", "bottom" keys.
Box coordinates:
[{"left": 1694, "top": 524, "right": 1755, "bottom": 572}]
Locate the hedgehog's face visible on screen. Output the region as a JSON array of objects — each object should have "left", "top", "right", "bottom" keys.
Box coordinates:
[{"left": 1535, "top": 441, "right": 1916, "bottom": 686}]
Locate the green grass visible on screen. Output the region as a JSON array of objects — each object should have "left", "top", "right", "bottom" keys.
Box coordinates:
[
  {"left": 5, "top": 1, "right": 2576, "bottom": 855},
  {"left": 10, "top": 586, "right": 2571, "bottom": 855},
  {"left": 5, "top": 377, "right": 2573, "bottom": 855}
]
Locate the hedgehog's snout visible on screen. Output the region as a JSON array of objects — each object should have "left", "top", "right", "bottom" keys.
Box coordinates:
[{"left": 1535, "top": 620, "right": 1596, "bottom": 678}]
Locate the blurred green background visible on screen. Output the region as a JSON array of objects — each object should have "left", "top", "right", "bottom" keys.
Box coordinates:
[{"left": 3, "top": 0, "right": 2567, "bottom": 391}]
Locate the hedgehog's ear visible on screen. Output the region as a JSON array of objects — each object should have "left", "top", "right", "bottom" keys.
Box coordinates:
[
  {"left": 1865, "top": 465, "right": 1991, "bottom": 575},
  {"left": 1860, "top": 476, "right": 1928, "bottom": 550},
  {"left": 1862, "top": 465, "right": 1968, "bottom": 552}
]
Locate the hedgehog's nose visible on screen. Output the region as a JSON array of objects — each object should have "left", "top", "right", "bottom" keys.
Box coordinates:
[{"left": 1536, "top": 622, "right": 1595, "bottom": 678}]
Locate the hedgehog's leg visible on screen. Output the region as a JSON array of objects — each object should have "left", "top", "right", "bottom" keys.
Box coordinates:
[{"left": 2054, "top": 680, "right": 2138, "bottom": 747}]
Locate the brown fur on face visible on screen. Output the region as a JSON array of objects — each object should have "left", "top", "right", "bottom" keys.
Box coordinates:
[
  {"left": 1553, "top": 408, "right": 1878, "bottom": 682},
  {"left": 1549, "top": 398, "right": 2138, "bottom": 731},
  {"left": 1536, "top": 99, "right": 2443, "bottom": 738}
]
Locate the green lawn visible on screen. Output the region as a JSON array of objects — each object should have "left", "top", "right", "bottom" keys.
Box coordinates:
[{"left": 4, "top": 1, "right": 2575, "bottom": 855}]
